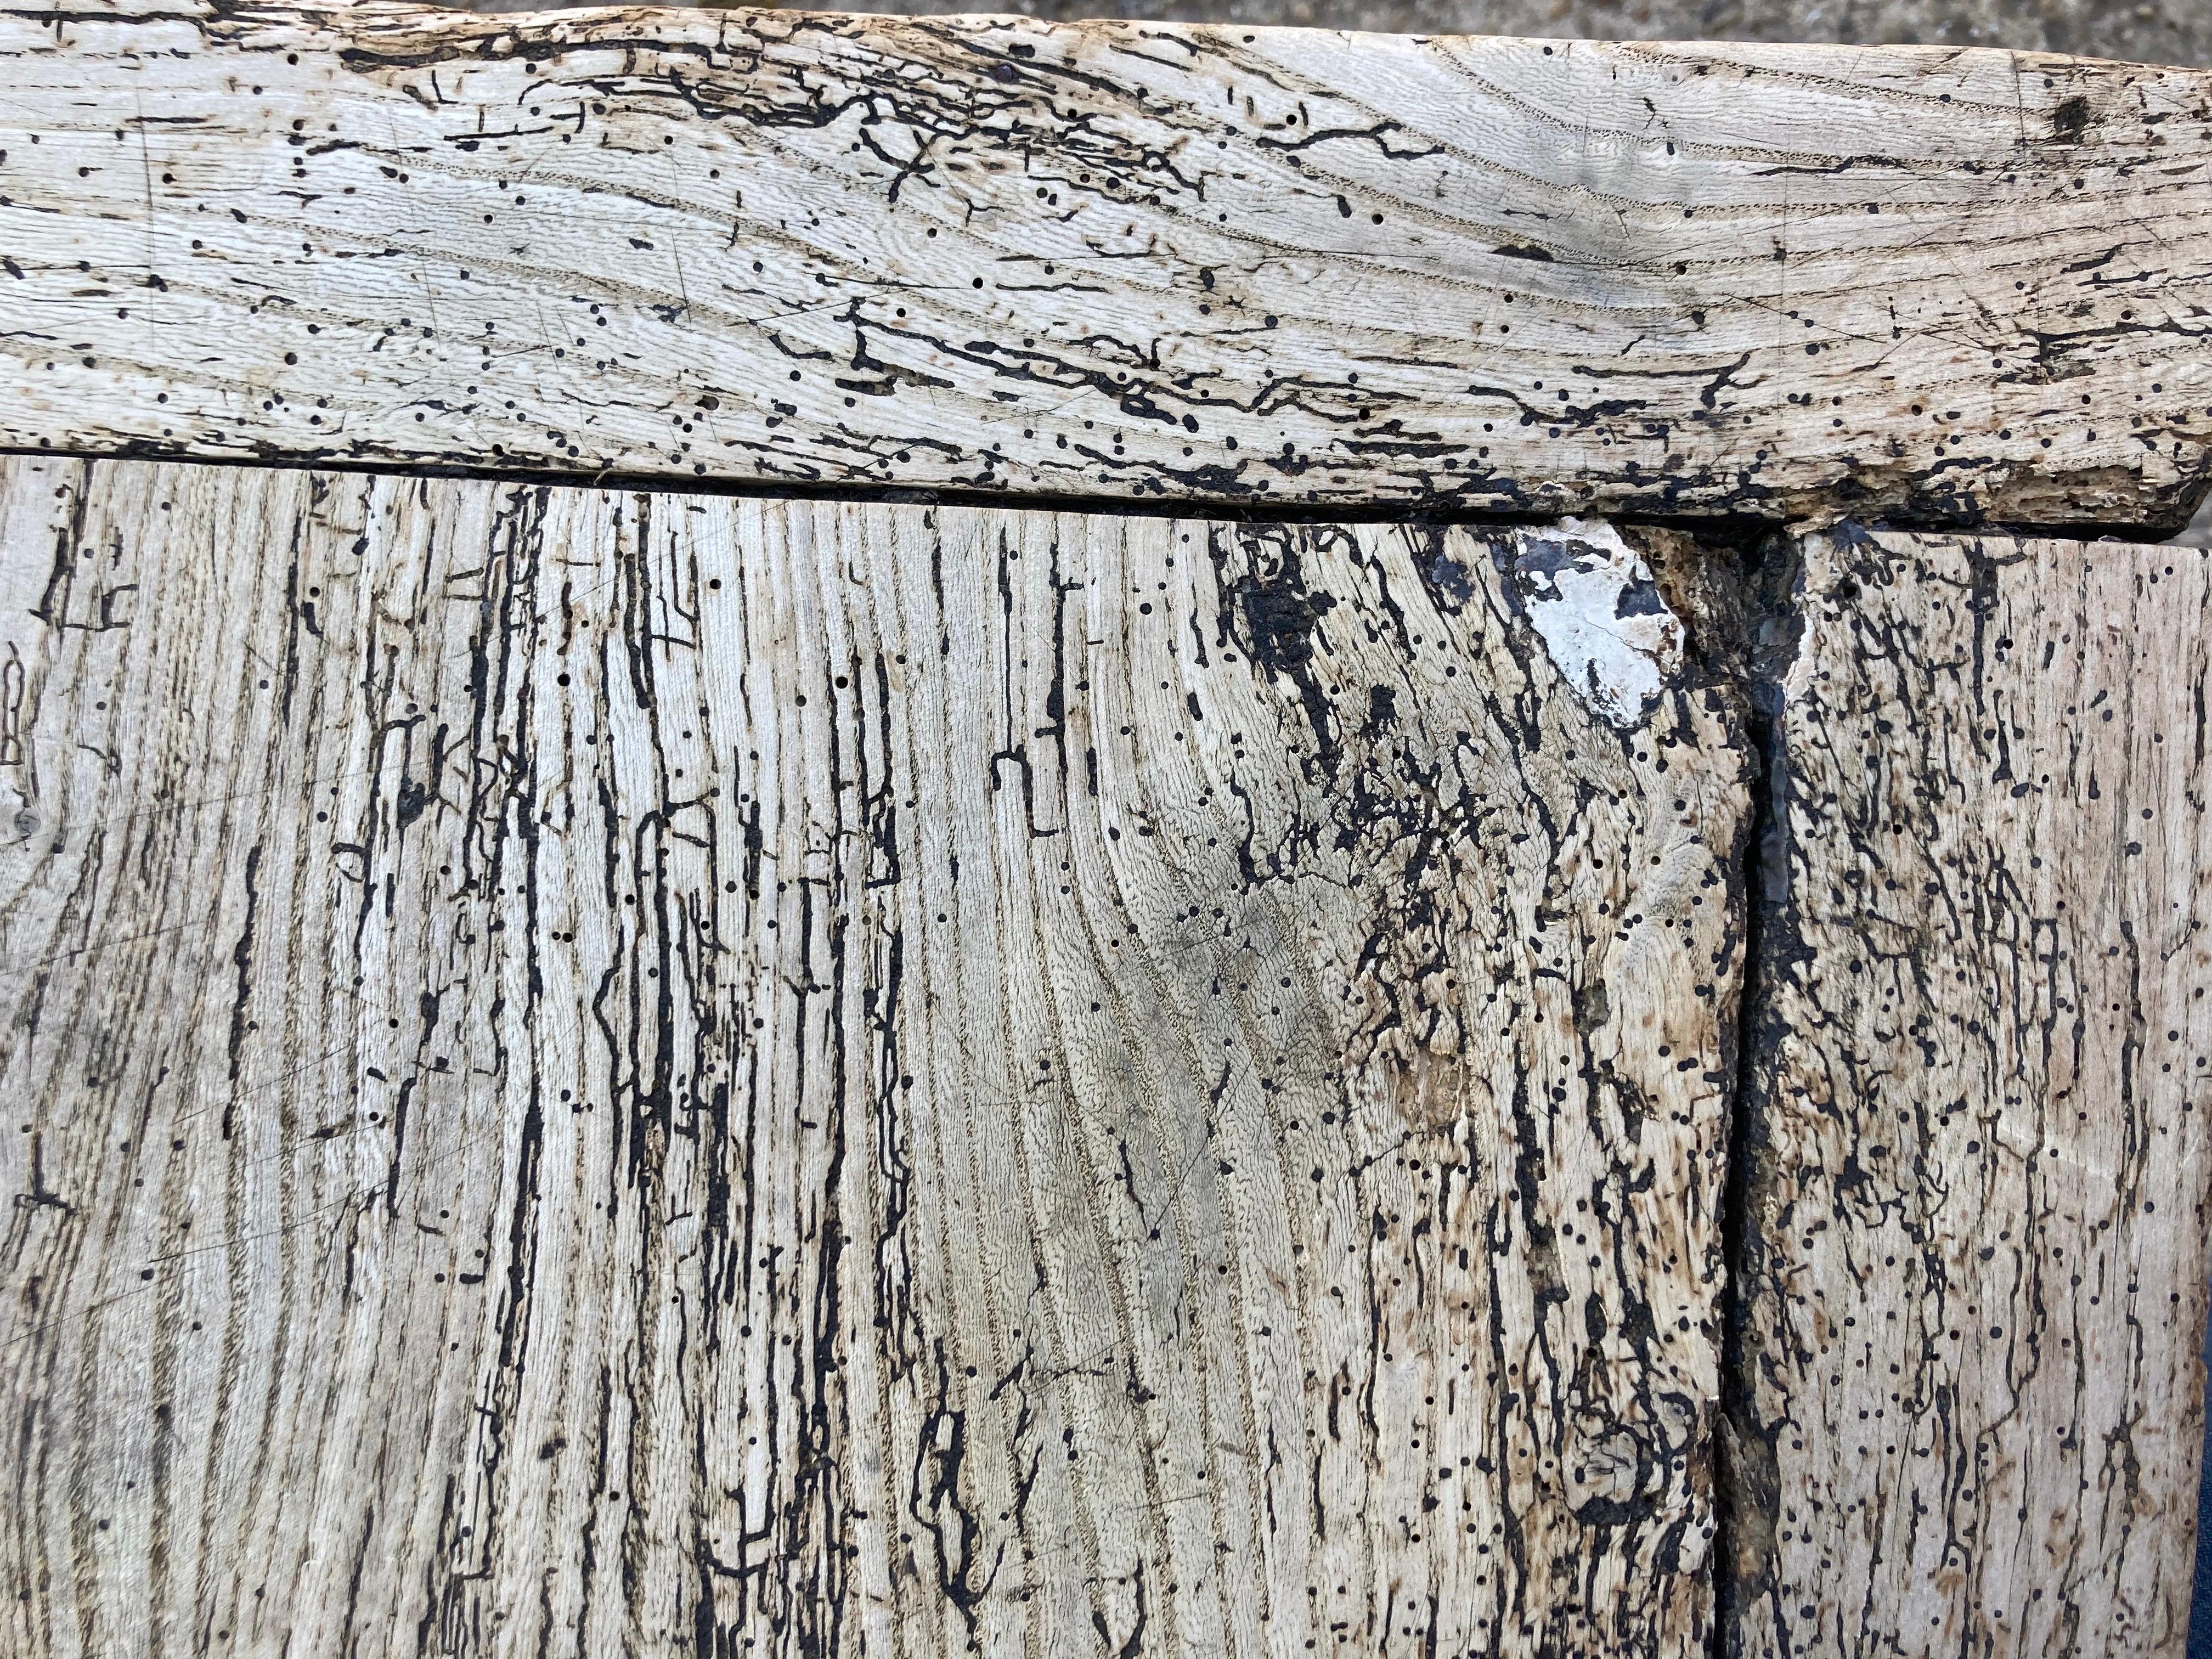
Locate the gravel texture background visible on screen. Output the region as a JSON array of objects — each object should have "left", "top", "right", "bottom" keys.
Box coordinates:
[{"left": 472, "top": 0, "right": 2211, "bottom": 66}]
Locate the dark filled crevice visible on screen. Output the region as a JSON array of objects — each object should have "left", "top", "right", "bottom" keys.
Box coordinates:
[
  {"left": 4, "top": 441, "right": 2199, "bottom": 544},
  {"left": 0, "top": 441, "right": 1795, "bottom": 532},
  {"left": 1639, "top": 524, "right": 1808, "bottom": 1659},
  {"left": 1709, "top": 700, "right": 1766, "bottom": 1656},
  {"left": 1720, "top": 529, "right": 1820, "bottom": 1659}
]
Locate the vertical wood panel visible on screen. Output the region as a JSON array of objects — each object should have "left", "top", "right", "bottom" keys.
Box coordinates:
[
  {"left": 0, "top": 460, "right": 1748, "bottom": 1657},
  {"left": 1728, "top": 526, "right": 2212, "bottom": 1659}
]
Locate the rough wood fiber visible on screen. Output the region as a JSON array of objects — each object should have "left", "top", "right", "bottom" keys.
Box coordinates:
[
  {"left": 3, "top": 4, "right": 2212, "bottom": 528},
  {"left": 0, "top": 456, "right": 1749, "bottom": 1657},
  {"left": 1725, "top": 526, "right": 2212, "bottom": 1658}
]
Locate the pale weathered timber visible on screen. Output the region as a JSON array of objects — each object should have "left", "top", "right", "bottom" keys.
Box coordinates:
[
  {"left": 1724, "top": 525, "right": 2212, "bottom": 1658},
  {"left": 2, "top": 4, "right": 2211, "bottom": 528},
  {"left": 0, "top": 456, "right": 1750, "bottom": 1657}
]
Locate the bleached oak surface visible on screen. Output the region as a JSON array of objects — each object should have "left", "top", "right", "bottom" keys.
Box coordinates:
[
  {"left": 1725, "top": 526, "right": 2212, "bottom": 1658},
  {"left": 0, "top": 455, "right": 1748, "bottom": 1657},
  {"left": 3, "top": 2, "right": 2211, "bottom": 526}
]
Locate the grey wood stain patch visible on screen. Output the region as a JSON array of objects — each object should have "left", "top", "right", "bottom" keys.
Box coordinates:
[{"left": 1500, "top": 519, "right": 1686, "bottom": 731}]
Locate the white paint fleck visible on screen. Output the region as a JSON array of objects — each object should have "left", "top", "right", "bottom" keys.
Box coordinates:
[{"left": 1509, "top": 518, "right": 1684, "bottom": 729}]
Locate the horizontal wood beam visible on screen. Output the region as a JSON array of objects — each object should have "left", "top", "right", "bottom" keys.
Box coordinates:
[{"left": 3, "top": 3, "right": 2211, "bottom": 527}]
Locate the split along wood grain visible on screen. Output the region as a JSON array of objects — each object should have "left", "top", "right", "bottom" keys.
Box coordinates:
[
  {"left": 0, "top": 457, "right": 1750, "bottom": 1657},
  {"left": 1724, "top": 526, "right": 2212, "bottom": 1658},
  {"left": 3, "top": 2, "right": 2212, "bottom": 529}
]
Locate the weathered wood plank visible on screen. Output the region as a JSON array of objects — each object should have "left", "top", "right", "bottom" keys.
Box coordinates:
[
  {"left": 3, "top": 4, "right": 2211, "bottom": 527},
  {"left": 1725, "top": 525, "right": 2212, "bottom": 1658},
  {"left": 0, "top": 457, "right": 1750, "bottom": 1657}
]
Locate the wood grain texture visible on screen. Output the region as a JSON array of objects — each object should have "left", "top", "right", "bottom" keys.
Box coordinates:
[
  {"left": 0, "top": 456, "right": 1750, "bottom": 1657},
  {"left": 1724, "top": 525, "right": 2212, "bottom": 1658},
  {"left": 3, "top": 3, "right": 2212, "bottom": 528}
]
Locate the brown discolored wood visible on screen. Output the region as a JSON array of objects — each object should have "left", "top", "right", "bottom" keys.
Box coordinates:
[
  {"left": 0, "top": 456, "right": 1749, "bottom": 1657},
  {"left": 3, "top": 3, "right": 2212, "bottom": 527},
  {"left": 1724, "top": 525, "right": 2212, "bottom": 1658}
]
